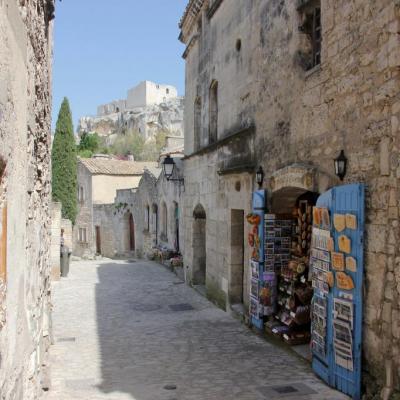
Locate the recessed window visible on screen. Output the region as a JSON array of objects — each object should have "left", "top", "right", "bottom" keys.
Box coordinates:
[
  {"left": 209, "top": 80, "right": 218, "bottom": 144},
  {"left": 298, "top": 1, "right": 322, "bottom": 70},
  {"left": 78, "top": 186, "right": 84, "bottom": 203},
  {"left": 166, "top": 88, "right": 170, "bottom": 94},
  {"left": 194, "top": 96, "right": 202, "bottom": 151},
  {"left": 236, "top": 39, "right": 242, "bottom": 52},
  {"left": 78, "top": 228, "right": 87, "bottom": 243}
]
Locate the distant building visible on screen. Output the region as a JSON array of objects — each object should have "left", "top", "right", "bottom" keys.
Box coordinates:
[{"left": 97, "top": 81, "right": 178, "bottom": 117}]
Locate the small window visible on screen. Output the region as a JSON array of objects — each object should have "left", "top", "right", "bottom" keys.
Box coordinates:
[
  {"left": 145, "top": 205, "right": 150, "bottom": 231},
  {"left": 78, "top": 227, "right": 87, "bottom": 243},
  {"left": 298, "top": 1, "right": 321, "bottom": 70},
  {"left": 209, "top": 80, "right": 218, "bottom": 144},
  {"left": 166, "top": 88, "right": 170, "bottom": 94},
  {"left": 236, "top": 39, "right": 242, "bottom": 52},
  {"left": 194, "top": 96, "right": 202, "bottom": 151},
  {"left": 78, "top": 186, "right": 84, "bottom": 203}
]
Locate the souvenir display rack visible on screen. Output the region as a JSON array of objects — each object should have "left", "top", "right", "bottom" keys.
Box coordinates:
[{"left": 265, "top": 199, "right": 315, "bottom": 346}]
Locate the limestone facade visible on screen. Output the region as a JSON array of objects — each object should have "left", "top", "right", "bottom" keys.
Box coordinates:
[
  {"left": 74, "top": 158, "right": 157, "bottom": 258},
  {"left": 90, "top": 157, "right": 184, "bottom": 262},
  {"left": 180, "top": 0, "right": 400, "bottom": 395},
  {"left": 0, "top": 0, "right": 54, "bottom": 398}
]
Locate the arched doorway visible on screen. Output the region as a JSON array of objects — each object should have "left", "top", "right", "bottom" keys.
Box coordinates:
[
  {"left": 152, "top": 204, "right": 158, "bottom": 245},
  {"left": 174, "top": 202, "right": 180, "bottom": 252},
  {"left": 192, "top": 204, "right": 206, "bottom": 285},
  {"left": 128, "top": 213, "right": 135, "bottom": 251}
]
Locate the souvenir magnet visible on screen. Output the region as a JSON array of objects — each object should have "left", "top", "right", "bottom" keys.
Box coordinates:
[
  {"left": 327, "top": 237, "right": 334, "bottom": 252},
  {"left": 338, "top": 235, "right": 351, "bottom": 254},
  {"left": 326, "top": 271, "right": 334, "bottom": 288},
  {"left": 346, "top": 256, "right": 357, "bottom": 272},
  {"left": 336, "top": 272, "right": 355, "bottom": 290},
  {"left": 334, "top": 214, "right": 346, "bottom": 232},
  {"left": 332, "top": 252, "right": 345, "bottom": 271},
  {"left": 321, "top": 208, "right": 330, "bottom": 228},
  {"left": 313, "top": 207, "right": 321, "bottom": 226},
  {"left": 346, "top": 214, "right": 357, "bottom": 230}
]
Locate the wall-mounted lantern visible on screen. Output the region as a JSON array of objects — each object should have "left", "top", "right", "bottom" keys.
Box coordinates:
[
  {"left": 162, "top": 155, "right": 184, "bottom": 184},
  {"left": 334, "top": 150, "right": 348, "bottom": 181},
  {"left": 256, "top": 166, "right": 265, "bottom": 189}
]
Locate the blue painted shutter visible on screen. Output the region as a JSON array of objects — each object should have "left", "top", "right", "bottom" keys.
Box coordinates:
[{"left": 312, "top": 183, "right": 364, "bottom": 400}]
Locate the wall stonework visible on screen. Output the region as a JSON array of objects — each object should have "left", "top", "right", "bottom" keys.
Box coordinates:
[
  {"left": 50, "top": 202, "right": 61, "bottom": 281},
  {"left": 180, "top": 0, "right": 400, "bottom": 395},
  {"left": 0, "top": 0, "right": 54, "bottom": 398}
]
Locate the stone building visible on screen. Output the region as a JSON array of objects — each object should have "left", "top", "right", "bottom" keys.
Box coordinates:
[
  {"left": 179, "top": 0, "right": 400, "bottom": 396},
  {"left": 97, "top": 81, "right": 178, "bottom": 117},
  {"left": 74, "top": 157, "right": 157, "bottom": 258},
  {"left": 0, "top": 0, "right": 54, "bottom": 398},
  {"left": 133, "top": 155, "right": 184, "bottom": 259},
  {"left": 91, "top": 154, "right": 184, "bottom": 261}
]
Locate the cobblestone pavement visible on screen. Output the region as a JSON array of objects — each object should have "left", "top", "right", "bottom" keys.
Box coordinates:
[{"left": 45, "top": 259, "right": 349, "bottom": 400}]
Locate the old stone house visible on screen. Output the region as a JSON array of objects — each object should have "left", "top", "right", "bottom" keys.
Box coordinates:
[
  {"left": 133, "top": 154, "right": 184, "bottom": 259},
  {"left": 0, "top": 0, "right": 54, "bottom": 398},
  {"left": 180, "top": 0, "right": 400, "bottom": 397},
  {"left": 92, "top": 153, "right": 184, "bottom": 261},
  {"left": 74, "top": 157, "right": 157, "bottom": 258}
]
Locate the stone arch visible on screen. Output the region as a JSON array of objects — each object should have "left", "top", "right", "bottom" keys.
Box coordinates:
[
  {"left": 161, "top": 200, "right": 168, "bottom": 240},
  {"left": 152, "top": 203, "right": 158, "bottom": 245},
  {"left": 192, "top": 204, "right": 206, "bottom": 285},
  {"left": 173, "top": 201, "right": 180, "bottom": 252}
]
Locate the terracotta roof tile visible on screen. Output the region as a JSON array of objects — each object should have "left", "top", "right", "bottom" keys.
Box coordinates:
[{"left": 79, "top": 158, "right": 158, "bottom": 176}]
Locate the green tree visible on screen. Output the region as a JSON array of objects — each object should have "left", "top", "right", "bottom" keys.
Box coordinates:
[
  {"left": 52, "top": 97, "right": 78, "bottom": 224},
  {"left": 110, "top": 131, "right": 145, "bottom": 159},
  {"left": 78, "top": 132, "right": 100, "bottom": 156}
]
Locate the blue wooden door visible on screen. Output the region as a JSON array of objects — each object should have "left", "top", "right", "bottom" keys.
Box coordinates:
[{"left": 312, "top": 183, "right": 364, "bottom": 399}]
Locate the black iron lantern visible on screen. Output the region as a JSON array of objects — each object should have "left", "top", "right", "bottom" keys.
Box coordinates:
[
  {"left": 163, "top": 155, "right": 175, "bottom": 181},
  {"left": 256, "top": 166, "right": 264, "bottom": 188},
  {"left": 334, "top": 150, "right": 347, "bottom": 181}
]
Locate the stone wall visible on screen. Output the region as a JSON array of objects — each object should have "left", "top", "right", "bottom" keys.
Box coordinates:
[
  {"left": 0, "top": 0, "right": 54, "bottom": 398},
  {"left": 180, "top": 0, "right": 400, "bottom": 394},
  {"left": 50, "top": 202, "right": 61, "bottom": 281}
]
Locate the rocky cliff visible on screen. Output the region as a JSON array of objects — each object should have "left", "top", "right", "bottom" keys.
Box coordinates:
[{"left": 77, "top": 97, "right": 184, "bottom": 144}]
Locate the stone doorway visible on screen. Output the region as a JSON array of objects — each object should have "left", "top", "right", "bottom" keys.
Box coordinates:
[
  {"left": 192, "top": 204, "right": 206, "bottom": 285},
  {"left": 229, "top": 209, "right": 245, "bottom": 304},
  {"left": 129, "top": 213, "right": 135, "bottom": 251},
  {"left": 95, "top": 226, "right": 101, "bottom": 255}
]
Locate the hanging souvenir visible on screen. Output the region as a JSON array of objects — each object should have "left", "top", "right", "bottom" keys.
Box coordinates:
[
  {"left": 327, "top": 237, "right": 334, "bottom": 252},
  {"left": 346, "top": 214, "right": 357, "bottom": 230},
  {"left": 248, "top": 233, "right": 255, "bottom": 247},
  {"left": 246, "top": 213, "right": 261, "bottom": 225},
  {"left": 336, "top": 272, "right": 355, "bottom": 290},
  {"left": 313, "top": 207, "right": 321, "bottom": 226},
  {"left": 331, "top": 252, "right": 345, "bottom": 271},
  {"left": 333, "top": 298, "right": 354, "bottom": 328},
  {"left": 338, "top": 235, "right": 351, "bottom": 254},
  {"left": 334, "top": 214, "right": 346, "bottom": 232},
  {"left": 321, "top": 208, "right": 330, "bottom": 229},
  {"left": 346, "top": 256, "right": 357, "bottom": 272},
  {"left": 326, "top": 271, "right": 335, "bottom": 288}
]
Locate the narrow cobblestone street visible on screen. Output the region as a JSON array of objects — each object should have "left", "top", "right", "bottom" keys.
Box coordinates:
[{"left": 45, "top": 259, "right": 348, "bottom": 400}]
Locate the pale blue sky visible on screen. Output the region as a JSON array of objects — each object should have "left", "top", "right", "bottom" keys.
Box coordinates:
[{"left": 52, "top": 0, "right": 187, "bottom": 131}]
